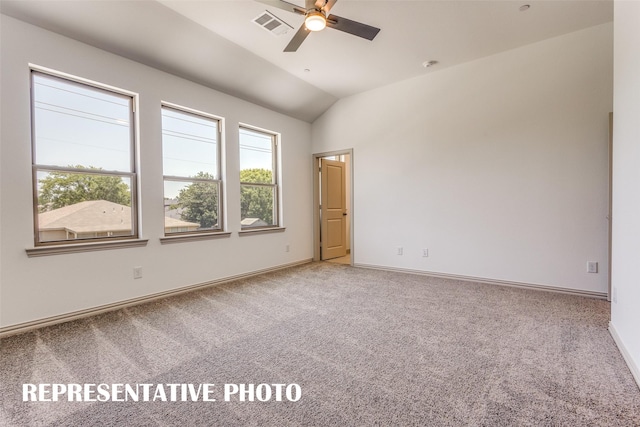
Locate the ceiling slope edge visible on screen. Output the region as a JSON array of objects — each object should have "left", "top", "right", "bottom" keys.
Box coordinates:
[{"left": 0, "top": 0, "right": 337, "bottom": 122}]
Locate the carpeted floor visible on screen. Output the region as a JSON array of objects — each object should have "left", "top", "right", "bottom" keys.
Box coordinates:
[{"left": 1, "top": 262, "right": 639, "bottom": 426}]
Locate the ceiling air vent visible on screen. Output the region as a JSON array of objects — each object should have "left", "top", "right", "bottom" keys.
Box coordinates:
[{"left": 252, "top": 10, "right": 292, "bottom": 36}]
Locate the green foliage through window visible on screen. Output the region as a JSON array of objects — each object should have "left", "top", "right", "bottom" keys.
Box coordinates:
[
  {"left": 38, "top": 166, "right": 131, "bottom": 212},
  {"left": 241, "top": 168, "right": 274, "bottom": 225},
  {"left": 174, "top": 172, "right": 219, "bottom": 229}
]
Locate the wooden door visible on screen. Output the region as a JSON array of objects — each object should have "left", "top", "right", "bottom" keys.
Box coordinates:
[{"left": 321, "top": 159, "right": 347, "bottom": 260}]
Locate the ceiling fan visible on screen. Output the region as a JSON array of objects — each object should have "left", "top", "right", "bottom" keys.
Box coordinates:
[{"left": 256, "top": 0, "right": 381, "bottom": 52}]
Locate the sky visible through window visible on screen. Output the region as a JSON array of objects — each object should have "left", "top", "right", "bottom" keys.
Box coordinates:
[
  {"left": 34, "top": 74, "right": 275, "bottom": 200},
  {"left": 33, "top": 73, "right": 131, "bottom": 172},
  {"left": 239, "top": 128, "right": 274, "bottom": 176},
  {"left": 162, "top": 107, "right": 218, "bottom": 199}
]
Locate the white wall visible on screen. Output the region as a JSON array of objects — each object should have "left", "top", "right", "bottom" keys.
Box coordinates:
[
  {"left": 312, "top": 23, "right": 613, "bottom": 294},
  {"left": 0, "top": 15, "right": 313, "bottom": 329},
  {"left": 610, "top": 1, "right": 640, "bottom": 385}
]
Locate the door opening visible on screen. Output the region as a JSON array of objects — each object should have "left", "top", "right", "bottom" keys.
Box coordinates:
[{"left": 313, "top": 150, "right": 353, "bottom": 265}]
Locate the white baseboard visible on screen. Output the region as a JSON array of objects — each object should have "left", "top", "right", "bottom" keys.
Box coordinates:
[
  {"left": 609, "top": 322, "right": 640, "bottom": 390},
  {"left": 353, "top": 263, "right": 608, "bottom": 299},
  {"left": 0, "top": 258, "right": 312, "bottom": 338}
]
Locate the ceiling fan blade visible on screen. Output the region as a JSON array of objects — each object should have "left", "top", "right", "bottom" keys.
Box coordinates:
[
  {"left": 284, "top": 24, "right": 311, "bottom": 52},
  {"left": 326, "top": 14, "right": 380, "bottom": 41},
  {"left": 306, "top": 0, "right": 317, "bottom": 10},
  {"left": 255, "top": 0, "right": 305, "bottom": 15},
  {"left": 316, "top": 0, "right": 337, "bottom": 13}
]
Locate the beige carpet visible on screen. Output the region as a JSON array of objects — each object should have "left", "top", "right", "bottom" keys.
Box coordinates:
[{"left": 1, "top": 262, "right": 639, "bottom": 426}]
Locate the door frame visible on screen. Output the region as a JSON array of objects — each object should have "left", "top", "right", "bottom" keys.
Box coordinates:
[
  {"left": 313, "top": 149, "right": 354, "bottom": 264},
  {"left": 608, "top": 112, "right": 613, "bottom": 301}
]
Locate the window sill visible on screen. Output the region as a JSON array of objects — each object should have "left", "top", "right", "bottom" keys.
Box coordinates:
[
  {"left": 238, "top": 227, "right": 286, "bottom": 236},
  {"left": 26, "top": 239, "right": 149, "bottom": 257},
  {"left": 160, "top": 232, "right": 232, "bottom": 244}
]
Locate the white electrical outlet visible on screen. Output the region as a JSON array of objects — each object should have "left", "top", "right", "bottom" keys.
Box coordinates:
[
  {"left": 422, "top": 248, "right": 429, "bottom": 257},
  {"left": 397, "top": 247, "right": 403, "bottom": 255},
  {"left": 587, "top": 261, "right": 598, "bottom": 274},
  {"left": 133, "top": 266, "right": 143, "bottom": 279},
  {"left": 613, "top": 286, "right": 618, "bottom": 303},
  {"left": 285, "top": 244, "right": 290, "bottom": 252}
]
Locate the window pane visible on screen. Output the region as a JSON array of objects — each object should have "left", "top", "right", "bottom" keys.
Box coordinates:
[
  {"left": 36, "top": 171, "right": 133, "bottom": 242},
  {"left": 33, "top": 73, "right": 132, "bottom": 172},
  {"left": 240, "top": 184, "right": 275, "bottom": 227},
  {"left": 239, "top": 128, "right": 274, "bottom": 182},
  {"left": 164, "top": 180, "right": 220, "bottom": 233},
  {"left": 162, "top": 108, "right": 218, "bottom": 178}
]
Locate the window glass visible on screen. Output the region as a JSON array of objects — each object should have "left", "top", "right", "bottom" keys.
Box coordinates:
[
  {"left": 31, "top": 71, "right": 137, "bottom": 245},
  {"left": 162, "top": 105, "right": 222, "bottom": 234},
  {"left": 239, "top": 128, "right": 274, "bottom": 182},
  {"left": 161, "top": 108, "right": 217, "bottom": 177},
  {"left": 33, "top": 73, "right": 131, "bottom": 172},
  {"left": 239, "top": 127, "right": 278, "bottom": 228}
]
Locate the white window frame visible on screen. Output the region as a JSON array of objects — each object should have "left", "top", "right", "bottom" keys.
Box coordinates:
[
  {"left": 239, "top": 124, "right": 280, "bottom": 230},
  {"left": 30, "top": 68, "right": 139, "bottom": 248},
  {"left": 161, "top": 102, "right": 224, "bottom": 237}
]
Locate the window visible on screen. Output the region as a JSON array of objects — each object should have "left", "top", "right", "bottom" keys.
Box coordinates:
[
  {"left": 239, "top": 126, "right": 279, "bottom": 229},
  {"left": 31, "top": 71, "right": 137, "bottom": 245},
  {"left": 161, "top": 104, "right": 222, "bottom": 235}
]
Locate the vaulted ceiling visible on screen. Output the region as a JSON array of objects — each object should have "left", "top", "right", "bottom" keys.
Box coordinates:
[{"left": 0, "top": 0, "right": 613, "bottom": 122}]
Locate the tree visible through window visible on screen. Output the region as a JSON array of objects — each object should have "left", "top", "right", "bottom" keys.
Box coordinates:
[
  {"left": 239, "top": 127, "right": 278, "bottom": 228},
  {"left": 31, "top": 71, "right": 137, "bottom": 244},
  {"left": 161, "top": 105, "right": 222, "bottom": 235}
]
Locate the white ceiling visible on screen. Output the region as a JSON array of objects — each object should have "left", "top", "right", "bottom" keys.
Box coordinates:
[{"left": 0, "top": 0, "right": 613, "bottom": 122}]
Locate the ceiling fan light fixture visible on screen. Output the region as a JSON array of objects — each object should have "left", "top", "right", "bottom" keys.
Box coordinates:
[{"left": 305, "top": 11, "right": 327, "bottom": 31}]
